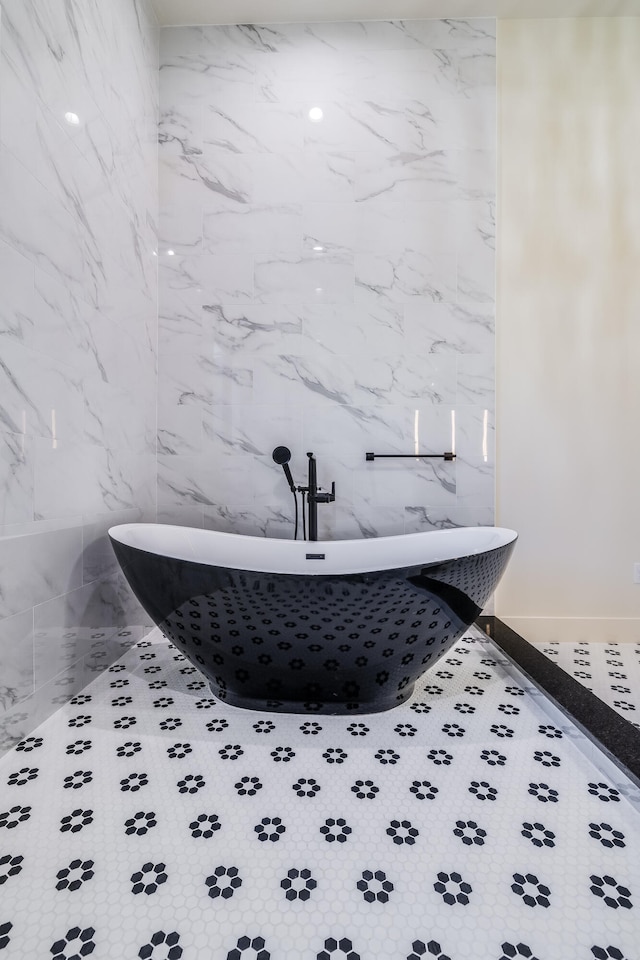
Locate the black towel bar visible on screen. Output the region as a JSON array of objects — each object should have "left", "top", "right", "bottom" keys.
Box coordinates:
[{"left": 365, "top": 452, "right": 456, "bottom": 462}]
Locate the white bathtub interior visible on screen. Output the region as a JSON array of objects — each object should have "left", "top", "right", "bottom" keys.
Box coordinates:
[{"left": 109, "top": 524, "right": 517, "bottom": 576}]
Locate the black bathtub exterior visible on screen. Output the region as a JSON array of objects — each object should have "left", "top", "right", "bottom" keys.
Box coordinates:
[{"left": 110, "top": 536, "right": 515, "bottom": 714}]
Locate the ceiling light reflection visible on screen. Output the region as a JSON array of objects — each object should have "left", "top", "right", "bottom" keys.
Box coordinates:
[{"left": 482, "top": 409, "right": 488, "bottom": 462}]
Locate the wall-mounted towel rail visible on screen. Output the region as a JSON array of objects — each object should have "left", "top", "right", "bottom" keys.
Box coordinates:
[{"left": 365, "top": 451, "right": 456, "bottom": 462}]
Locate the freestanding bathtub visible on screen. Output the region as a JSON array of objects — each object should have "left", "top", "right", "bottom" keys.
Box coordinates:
[{"left": 109, "top": 524, "right": 516, "bottom": 714}]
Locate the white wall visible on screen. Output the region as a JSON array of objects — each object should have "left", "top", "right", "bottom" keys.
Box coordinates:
[
  {"left": 495, "top": 17, "right": 640, "bottom": 642},
  {"left": 0, "top": 0, "right": 159, "bottom": 752},
  {"left": 157, "top": 19, "right": 497, "bottom": 540}
]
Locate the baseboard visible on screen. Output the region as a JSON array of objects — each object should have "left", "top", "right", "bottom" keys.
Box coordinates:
[{"left": 497, "top": 616, "right": 640, "bottom": 645}]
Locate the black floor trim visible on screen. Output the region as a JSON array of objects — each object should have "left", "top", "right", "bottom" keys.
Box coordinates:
[{"left": 476, "top": 616, "right": 640, "bottom": 786}]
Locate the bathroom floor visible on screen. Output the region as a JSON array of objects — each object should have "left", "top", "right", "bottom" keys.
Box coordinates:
[
  {"left": 533, "top": 641, "right": 640, "bottom": 729},
  {"left": 1, "top": 629, "right": 639, "bottom": 960}
]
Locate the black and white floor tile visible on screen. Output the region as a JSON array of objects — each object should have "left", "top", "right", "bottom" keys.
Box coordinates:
[
  {"left": 534, "top": 642, "right": 640, "bottom": 729},
  {"left": 1, "top": 627, "right": 639, "bottom": 960}
]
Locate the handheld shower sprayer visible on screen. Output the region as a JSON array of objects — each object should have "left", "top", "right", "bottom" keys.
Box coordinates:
[
  {"left": 272, "top": 445, "right": 296, "bottom": 493},
  {"left": 273, "top": 445, "right": 336, "bottom": 541}
]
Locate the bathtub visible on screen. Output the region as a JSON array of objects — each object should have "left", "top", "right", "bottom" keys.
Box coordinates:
[{"left": 109, "top": 524, "right": 517, "bottom": 714}]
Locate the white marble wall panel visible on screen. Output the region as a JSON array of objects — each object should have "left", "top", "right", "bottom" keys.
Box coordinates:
[
  {"left": 0, "top": 0, "right": 158, "bottom": 754},
  {"left": 0, "top": 526, "right": 83, "bottom": 622},
  {"left": 82, "top": 508, "right": 143, "bottom": 585},
  {"left": 204, "top": 402, "right": 303, "bottom": 458},
  {"left": 404, "top": 301, "right": 494, "bottom": 355},
  {"left": 158, "top": 19, "right": 495, "bottom": 543},
  {"left": 0, "top": 610, "right": 33, "bottom": 711},
  {"left": 0, "top": 432, "right": 33, "bottom": 526},
  {"left": 404, "top": 503, "right": 495, "bottom": 533},
  {"left": 302, "top": 303, "right": 403, "bottom": 358},
  {"left": 203, "top": 198, "right": 302, "bottom": 255}
]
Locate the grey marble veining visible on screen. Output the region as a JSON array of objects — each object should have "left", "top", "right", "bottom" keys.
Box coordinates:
[
  {"left": 0, "top": 609, "right": 33, "bottom": 712},
  {"left": 158, "top": 18, "right": 496, "bottom": 541},
  {"left": 0, "top": 0, "right": 159, "bottom": 752}
]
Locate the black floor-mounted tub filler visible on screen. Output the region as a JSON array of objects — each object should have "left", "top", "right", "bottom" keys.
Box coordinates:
[{"left": 109, "top": 524, "right": 517, "bottom": 714}]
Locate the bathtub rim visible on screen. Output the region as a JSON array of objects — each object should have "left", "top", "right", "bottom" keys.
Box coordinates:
[{"left": 108, "top": 522, "right": 517, "bottom": 578}]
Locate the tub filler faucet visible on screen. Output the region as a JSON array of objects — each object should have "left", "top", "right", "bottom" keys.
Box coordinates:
[
  {"left": 272, "top": 447, "right": 335, "bottom": 541},
  {"left": 306, "top": 451, "right": 336, "bottom": 542}
]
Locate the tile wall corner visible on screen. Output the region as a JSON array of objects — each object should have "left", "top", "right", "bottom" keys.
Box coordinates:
[{"left": 0, "top": 0, "right": 159, "bottom": 754}]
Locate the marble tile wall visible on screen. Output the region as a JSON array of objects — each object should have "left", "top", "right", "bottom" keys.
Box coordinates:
[
  {"left": 158, "top": 19, "right": 496, "bottom": 541},
  {"left": 0, "top": 0, "right": 159, "bottom": 753}
]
